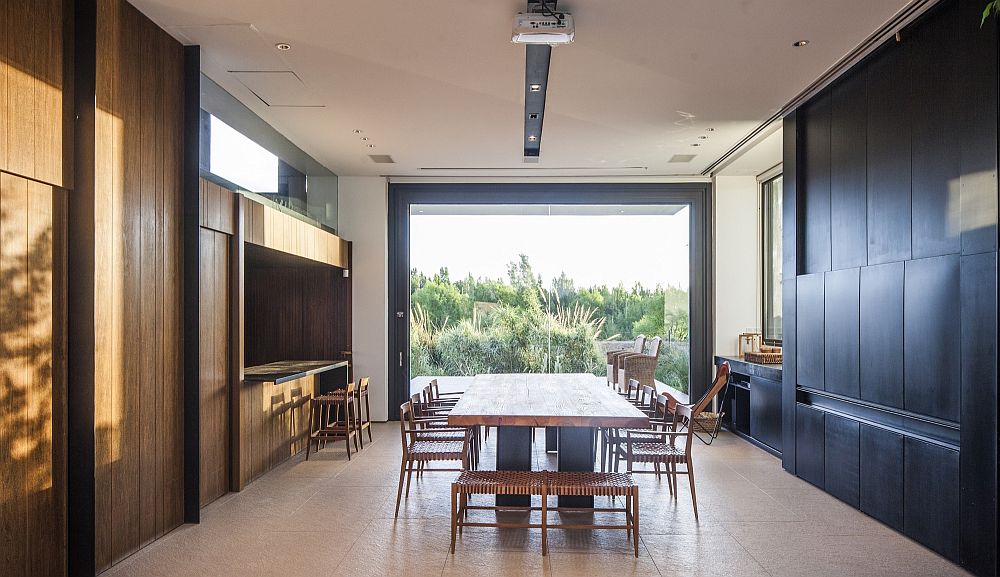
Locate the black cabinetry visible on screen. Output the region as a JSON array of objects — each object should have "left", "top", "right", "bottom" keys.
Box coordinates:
[{"left": 716, "top": 356, "right": 782, "bottom": 456}]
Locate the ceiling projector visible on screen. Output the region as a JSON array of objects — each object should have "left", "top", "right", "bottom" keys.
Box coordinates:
[{"left": 512, "top": 11, "right": 575, "bottom": 45}]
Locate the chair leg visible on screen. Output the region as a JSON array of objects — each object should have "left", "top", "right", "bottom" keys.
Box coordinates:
[
  {"left": 632, "top": 489, "right": 640, "bottom": 558},
  {"left": 688, "top": 458, "right": 699, "bottom": 521},
  {"left": 394, "top": 457, "right": 407, "bottom": 518},
  {"left": 366, "top": 397, "right": 374, "bottom": 442},
  {"left": 540, "top": 491, "right": 548, "bottom": 556},
  {"left": 671, "top": 462, "right": 679, "bottom": 502},
  {"left": 305, "top": 405, "right": 314, "bottom": 461},
  {"left": 450, "top": 486, "right": 458, "bottom": 553},
  {"left": 405, "top": 459, "right": 415, "bottom": 497}
]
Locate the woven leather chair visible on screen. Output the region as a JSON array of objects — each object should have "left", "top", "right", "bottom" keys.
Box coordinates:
[
  {"left": 619, "top": 336, "right": 662, "bottom": 390},
  {"left": 607, "top": 335, "right": 645, "bottom": 388},
  {"left": 394, "top": 401, "right": 472, "bottom": 517},
  {"left": 625, "top": 403, "right": 699, "bottom": 519},
  {"left": 687, "top": 362, "right": 731, "bottom": 445}
]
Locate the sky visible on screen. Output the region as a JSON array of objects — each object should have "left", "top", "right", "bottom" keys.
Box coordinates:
[{"left": 409, "top": 208, "right": 690, "bottom": 290}]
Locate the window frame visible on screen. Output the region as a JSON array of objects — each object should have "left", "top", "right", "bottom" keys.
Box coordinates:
[{"left": 760, "top": 171, "right": 783, "bottom": 346}]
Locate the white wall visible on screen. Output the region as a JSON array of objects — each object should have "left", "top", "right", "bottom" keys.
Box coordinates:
[
  {"left": 713, "top": 175, "right": 761, "bottom": 356},
  {"left": 337, "top": 176, "right": 390, "bottom": 420}
]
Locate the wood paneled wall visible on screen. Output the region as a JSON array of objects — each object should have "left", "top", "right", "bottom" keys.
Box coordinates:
[
  {"left": 0, "top": 0, "right": 70, "bottom": 189},
  {"left": 784, "top": 2, "right": 997, "bottom": 575},
  {"left": 91, "top": 0, "right": 185, "bottom": 571},
  {"left": 2, "top": 2, "right": 69, "bottom": 577},
  {"left": 239, "top": 195, "right": 349, "bottom": 268},
  {"left": 245, "top": 262, "right": 353, "bottom": 368},
  {"left": 199, "top": 228, "right": 230, "bottom": 507},
  {"left": 0, "top": 173, "right": 67, "bottom": 577},
  {"left": 237, "top": 375, "right": 314, "bottom": 488}
]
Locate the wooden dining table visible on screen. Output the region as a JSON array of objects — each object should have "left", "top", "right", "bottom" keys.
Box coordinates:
[{"left": 448, "top": 373, "right": 650, "bottom": 507}]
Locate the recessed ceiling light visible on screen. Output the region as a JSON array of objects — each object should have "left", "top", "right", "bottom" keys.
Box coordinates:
[
  {"left": 706, "top": 127, "right": 715, "bottom": 132},
  {"left": 698, "top": 135, "right": 708, "bottom": 140},
  {"left": 691, "top": 143, "right": 701, "bottom": 147},
  {"left": 361, "top": 137, "right": 369, "bottom": 141},
  {"left": 275, "top": 43, "right": 291, "bottom": 51},
  {"left": 353, "top": 129, "right": 362, "bottom": 134},
  {"left": 793, "top": 40, "right": 809, "bottom": 47},
  {"left": 618, "top": 210, "right": 625, "bottom": 214},
  {"left": 367, "top": 144, "right": 375, "bottom": 148},
  {"left": 528, "top": 135, "right": 538, "bottom": 142},
  {"left": 528, "top": 113, "right": 539, "bottom": 119},
  {"left": 529, "top": 84, "right": 542, "bottom": 92}
]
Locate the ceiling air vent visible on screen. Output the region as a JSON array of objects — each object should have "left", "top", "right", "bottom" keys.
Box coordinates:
[
  {"left": 369, "top": 154, "right": 395, "bottom": 164},
  {"left": 669, "top": 154, "right": 697, "bottom": 163}
]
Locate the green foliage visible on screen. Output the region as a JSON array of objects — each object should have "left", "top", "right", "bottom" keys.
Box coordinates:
[
  {"left": 984, "top": 0, "right": 1000, "bottom": 26},
  {"left": 409, "top": 255, "right": 690, "bottom": 393}
]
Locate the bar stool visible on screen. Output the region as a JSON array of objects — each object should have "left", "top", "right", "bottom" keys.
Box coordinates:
[
  {"left": 357, "top": 376, "right": 373, "bottom": 446},
  {"left": 306, "top": 381, "right": 360, "bottom": 460}
]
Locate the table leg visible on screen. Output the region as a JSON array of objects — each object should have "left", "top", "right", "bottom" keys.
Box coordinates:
[
  {"left": 545, "top": 427, "right": 558, "bottom": 453},
  {"left": 496, "top": 426, "right": 532, "bottom": 506},
  {"left": 557, "top": 426, "right": 596, "bottom": 508}
]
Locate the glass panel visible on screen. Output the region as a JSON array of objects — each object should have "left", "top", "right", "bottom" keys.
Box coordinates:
[
  {"left": 409, "top": 204, "right": 692, "bottom": 393},
  {"left": 762, "top": 175, "right": 783, "bottom": 343},
  {"left": 208, "top": 115, "right": 279, "bottom": 193}
]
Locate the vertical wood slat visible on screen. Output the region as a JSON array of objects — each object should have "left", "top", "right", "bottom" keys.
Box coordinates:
[
  {"left": 5, "top": 0, "right": 37, "bottom": 178},
  {"left": 0, "top": 0, "right": 8, "bottom": 170},
  {"left": 0, "top": 172, "right": 29, "bottom": 577}
]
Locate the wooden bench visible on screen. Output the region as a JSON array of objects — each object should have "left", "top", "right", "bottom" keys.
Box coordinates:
[{"left": 451, "top": 470, "right": 639, "bottom": 557}]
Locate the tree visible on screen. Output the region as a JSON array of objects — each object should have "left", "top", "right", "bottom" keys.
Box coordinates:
[{"left": 410, "top": 280, "right": 471, "bottom": 329}]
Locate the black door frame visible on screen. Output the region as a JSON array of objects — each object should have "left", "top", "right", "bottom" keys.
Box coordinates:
[{"left": 387, "top": 182, "right": 714, "bottom": 419}]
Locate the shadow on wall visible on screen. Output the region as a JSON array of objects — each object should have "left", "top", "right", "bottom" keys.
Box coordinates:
[{"left": 0, "top": 198, "right": 62, "bottom": 576}]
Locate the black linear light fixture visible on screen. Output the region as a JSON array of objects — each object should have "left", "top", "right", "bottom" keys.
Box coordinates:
[{"left": 514, "top": 0, "right": 574, "bottom": 160}]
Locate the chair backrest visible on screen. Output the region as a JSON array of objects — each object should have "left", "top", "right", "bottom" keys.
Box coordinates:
[
  {"left": 673, "top": 403, "right": 695, "bottom": 452},
  {"left": 645, "top": 336, "right": 662, "bottom": 357},
  {"left": 639, "top": 385, "right": 656, "bottom": 411},
  {"left": 358, "top": 376, "right": 369, "bottom": 394},
  {"left": 430, "top": 378, "right": 441, "bottom": 399},
  {"left": 398, "top": 401, "right": 413, "bottom": 448},
  {"left": 691, "top": 362, "right": 731, "bottom": 415},
  {"left": 422, "top": 384, "right": 433, "bottom": 405},
  {"left": 632, "top": 335, "right": 647, "bottom": 353},
  {"left": 625, "top": 378, "right": 640, "bottom": 400}
]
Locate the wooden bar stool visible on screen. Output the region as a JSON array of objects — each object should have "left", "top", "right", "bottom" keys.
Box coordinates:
[
  {"left": 306, "top": 381, "right": 360, "bottom": 460},
  {"left": 357, "top": 376, "right": 372, "bottom": 446}
]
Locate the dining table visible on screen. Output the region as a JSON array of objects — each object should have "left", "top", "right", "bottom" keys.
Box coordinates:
[{"left": 447, "top": 373, "right": 650, "bottom": 507}]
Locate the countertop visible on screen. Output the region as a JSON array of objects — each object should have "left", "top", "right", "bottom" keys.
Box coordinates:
[
  {"left": 243, "top": 360, "right": 349, "bottom": 385},
  {"left": 714, "top": 355, "right": 783, "bottom": 382}
]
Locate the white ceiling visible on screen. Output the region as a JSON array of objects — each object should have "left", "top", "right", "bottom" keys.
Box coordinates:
[{"left": 132, "top": 0, "right": 909, "bottom": 178}]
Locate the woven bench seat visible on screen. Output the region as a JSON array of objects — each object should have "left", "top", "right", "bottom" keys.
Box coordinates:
[{"left": 450, "top": 470, "right": 639, "bottom": 557}]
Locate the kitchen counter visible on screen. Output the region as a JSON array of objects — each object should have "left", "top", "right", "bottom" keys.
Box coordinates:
[{"left": 243, "top": 360, "right": 349, "bottom": 385}]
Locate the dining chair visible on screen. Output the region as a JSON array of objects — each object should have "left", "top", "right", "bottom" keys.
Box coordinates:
[
  {"left": 687, "top": 362, "right": 731, "bottom": 445},
  {"left": 625, "top": 403, "right": 699, "bottom": 519},
  {"left": 394, "top": 401, "right": 472, "bottom": 517}
]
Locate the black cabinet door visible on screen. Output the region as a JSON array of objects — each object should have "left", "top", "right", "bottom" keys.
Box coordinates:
[
  {"left": 750, "top": 377, "right": 782, "bottom": 452},
  {"left": 732, "top": 386, "right": 750, "bottom": 437}
]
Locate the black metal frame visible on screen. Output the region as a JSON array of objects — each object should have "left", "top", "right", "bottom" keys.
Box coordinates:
[{"left": 387, "top": 182, "right": 714, "bottom": 420}]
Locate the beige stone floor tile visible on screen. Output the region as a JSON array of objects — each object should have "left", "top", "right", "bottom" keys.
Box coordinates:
[
  {"left": 642, "top": 534, "right": 772, "bottom": 577},
  {"left": 731, "top": 532, "right": 973, "bottom": 577},
  {"left": 443, "top": 549, "right": 551, "bottom": 577},
  {"left": 548, "top": 549, "right": 659, "bottom": 577}
]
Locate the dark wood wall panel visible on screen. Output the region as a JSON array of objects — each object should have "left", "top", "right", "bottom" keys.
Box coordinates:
[
  {"left": 959, "top": 252, "right": 998, "bottom": 574},
  {"left": 795, "top": 273, "right": 824, "bottom": 389},
  {"left": 865, "top": 44, "right": 911, "bottom": 265},
  {"left": 0, "top": 0, "right": 68, "bottom": 188},
  {"left": 795, "top": 404, "right": 825, "bottom": 488},
  {"left": 904, "top": 438, "right": 959, "bottom": 560},
  {"left": 199, "top": 228, "right": 230, "bottom": 507},
  {"left": 859, "top": 424, "right": 903, "bottom": 530},
  {"left": 910, "top": 3, "right": 961, "bottom": 259},
  {"left": 823, "top": 268, "right": 859, "bottom": 398},
  {"left": 786, "top": 3, "right": 997, "bottom": 573},
  {"left": 802, "top": 94, "right": 832, "bottom": 274},
  {"left": 859, "top": 262, "right": 903, "bottom": 407},
  {"left": 0, "top": 173, "right": 67, "bottom": 577},
  {"left": 824, "top": 413, "right": 859, "bottom": 508},
  {"left": 781, "top": 115, "right": 798, "bottom": 473},
  {"left": 829, "top": 70, "right": 868, "bottom": 270},
  {"left": 903, "top": 255, "right": 960, "bottom": 422},
  {"left": 958, "top": 0, "right": 998, "bottom": 256},
  {"left": 92, "top": 1, "right": 185, "bottom": 571}
]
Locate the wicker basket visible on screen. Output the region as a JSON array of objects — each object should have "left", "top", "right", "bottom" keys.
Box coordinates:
[{"left": 743, "top": 351, "right": 783, "bottom": 364}]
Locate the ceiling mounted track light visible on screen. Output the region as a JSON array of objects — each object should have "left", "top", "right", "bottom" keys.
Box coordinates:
[{"left": 518, "top": 1, "right": 572, "bottom": 160}]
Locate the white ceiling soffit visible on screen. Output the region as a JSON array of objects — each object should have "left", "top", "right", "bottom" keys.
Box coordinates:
[
  {"left": 714, "top": 123, "right": 783, "bottom": 177},
  {"left": 231, "top": 71, "right": 325, "bottom": 108},
  {"left": 410, "top": 204, "right": 686, "bottom": 216},
  {"left": 134, "top": 0, "right": 913, "bottom": 178}
]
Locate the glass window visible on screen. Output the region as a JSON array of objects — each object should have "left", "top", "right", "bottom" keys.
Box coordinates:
[
  {"left": 208, "top": 115, "right": 279, "bottom": 194},
  {"left": 761, "top": 175, "right": 782, "bottom": 344}
]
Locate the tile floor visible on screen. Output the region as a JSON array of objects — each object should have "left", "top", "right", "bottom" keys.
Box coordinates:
[{"left": 102, "top": 423, "right": 971, "bottom": 577}]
